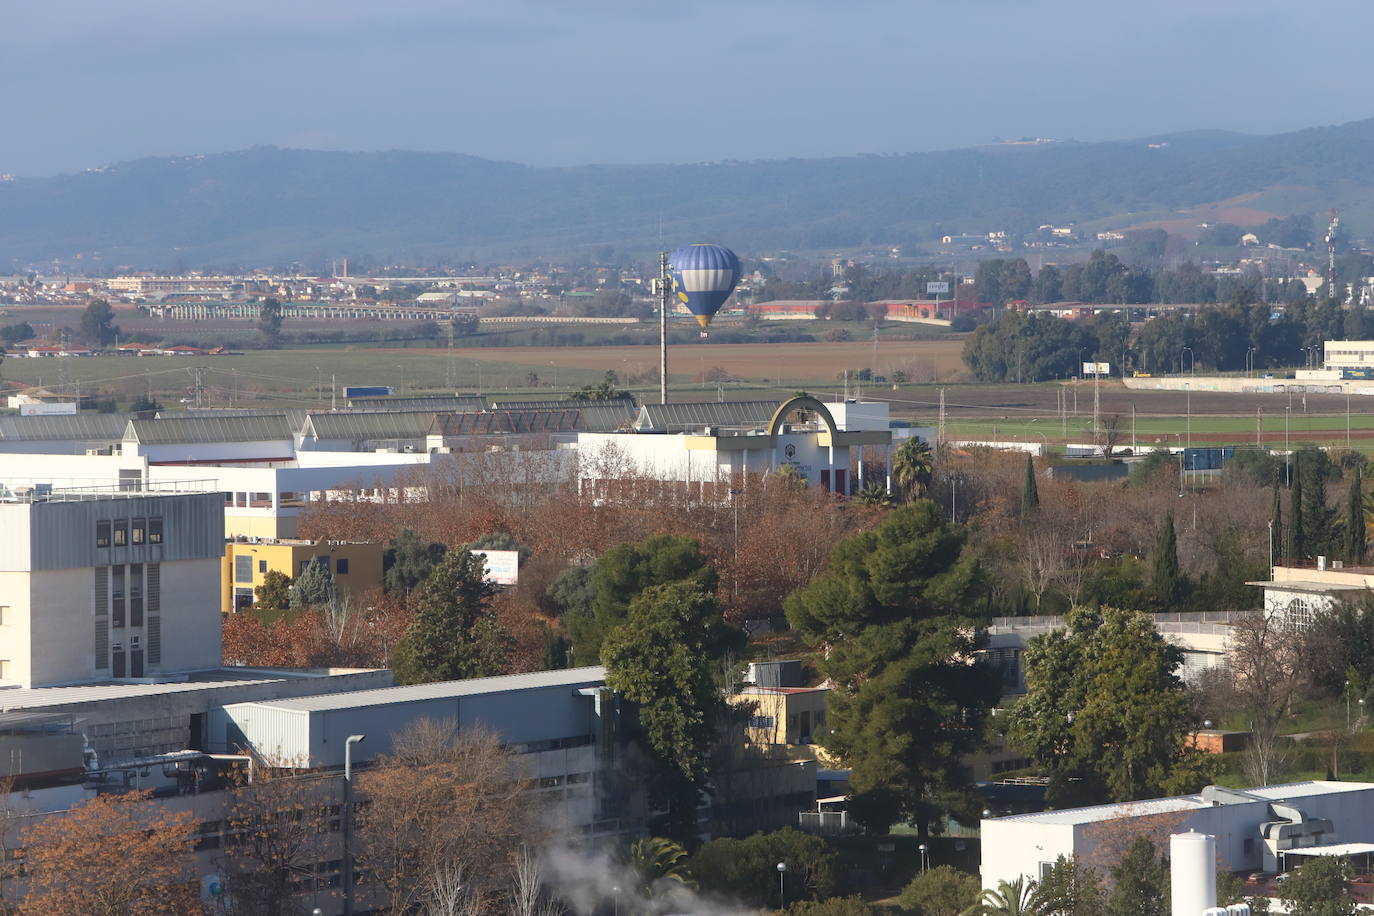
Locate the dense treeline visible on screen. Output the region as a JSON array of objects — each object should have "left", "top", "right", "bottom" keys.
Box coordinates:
[{"left": 964, "top": 290, "right": 1374, "bottom": 381}]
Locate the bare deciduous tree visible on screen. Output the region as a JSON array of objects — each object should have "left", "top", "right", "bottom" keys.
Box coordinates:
[{"left": 1229, "top": 613, "right": 1305, "bottom": 786}]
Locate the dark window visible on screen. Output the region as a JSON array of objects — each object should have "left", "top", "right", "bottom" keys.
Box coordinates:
[
  {"left": 336, "top": 558, "right": 349, "bottom": 575},
  {"left": 129, "top": 564, "right": 143, "bottom": 627},
  {"left": 112, "top": 521, "right": 127, "bottom": 547},
  {"left": 147, "top": 517, "right": 163, "bottom": 544},
  {"left": 234, "top": 556, "right": 253, "bottom": 584},
  {"left": 131, "top": 518, "right": 145, "bottom": 545},
  {"left": 95, "top": 520, "right": 111, "bottom": 549},
  {"left": 112, "top": 566, "right": 125, "bottom": 628},
  {"left": 258, "top": 560, "right": 267, "bottom": 574}
]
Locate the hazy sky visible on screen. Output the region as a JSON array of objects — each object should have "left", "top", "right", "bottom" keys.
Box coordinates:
[{"left": 5, "top": 0, "right": 1374, "bottom": 176}]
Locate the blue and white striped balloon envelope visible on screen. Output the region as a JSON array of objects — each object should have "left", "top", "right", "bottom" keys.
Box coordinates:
[{"left": 669, "top": 244, "right": 741, "bottom": 328}]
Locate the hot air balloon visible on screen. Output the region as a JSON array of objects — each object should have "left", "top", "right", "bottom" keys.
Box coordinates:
[{"left": 669, "top": 244, "right": 741, "bottom": 329}]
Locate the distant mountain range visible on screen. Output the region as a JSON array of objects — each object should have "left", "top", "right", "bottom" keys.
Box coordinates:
[{"left": 3, "top": 118, "right": 1374, "bottom": 270}]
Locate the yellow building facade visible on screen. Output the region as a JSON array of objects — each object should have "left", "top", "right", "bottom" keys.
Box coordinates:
[
  {"left": 730, "top": 686, "right": 830, "bottom": 746},
  {"left": 221, "top": 538, "right": 385, "bottom": 613}
]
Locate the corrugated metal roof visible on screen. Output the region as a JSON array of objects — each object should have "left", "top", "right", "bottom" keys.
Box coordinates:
[
  {"left": 489, "top": 400, "right": 635, "bottom": 431},
  {"left": 0, "top": 413, "right": 129, "bottom": 442},
  {"left": 156, "top": 408, "right": 310, "bottom": 427},
  {"left": 302, "top": 411, "right": 440, "bottom": 441},
  {"left": 430, "top": 409, "right": 585, "bottom": 437},
  {"left": 349, "top": 396, "right": 485, "bottom": 412},
  {"left": 231, "top": 666, "right": 607, "bottom": 713},
  {"left": 490, "top": 397, "right": 630, "bottom": 411},
  {"left": 126, "top": 415, "right": 296, "bottom": 444},
  {"left": 635, "top": 400, "right": 780, "bottom": 432}
]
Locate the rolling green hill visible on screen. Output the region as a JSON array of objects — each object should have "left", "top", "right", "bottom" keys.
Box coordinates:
[{"left": 2, "top": 118, "right": 1372, "bottom": 268}]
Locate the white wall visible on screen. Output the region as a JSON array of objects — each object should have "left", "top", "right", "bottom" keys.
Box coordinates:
[{"left": 155, "top": 557, "right": 223, "bottom": 674}]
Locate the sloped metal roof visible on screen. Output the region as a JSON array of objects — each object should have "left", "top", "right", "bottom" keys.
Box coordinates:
[
  {"left": 0, "top": 413, "right": 129, "bottom": 442},
  {"left": 231, "top": 666, "right": 607, "bottom": 713},
  {"left": 125, "top": 415, "right": 296, "bottom": 444},
  {"left": 430, "top": 409, "right": 585, "bottom": 437},
  {"left": 488, "top": 399, "right": 635, "bottom": 431},
  {"left": 301, "top": 411, "right": 440, "bottom": 441},
  {"left": 348, "top": 395, "right": 485, "bottom": 411},
  {"left": 156, "top": 408, "right": 310, "bottom": 427},
  {"left": 634, "top": 400, "right": 780, "bottom": 433}
]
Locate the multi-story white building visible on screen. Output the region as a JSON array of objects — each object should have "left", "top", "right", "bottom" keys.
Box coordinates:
[{"left": 0, "top": 488, "right": 226, "bottom": 687}]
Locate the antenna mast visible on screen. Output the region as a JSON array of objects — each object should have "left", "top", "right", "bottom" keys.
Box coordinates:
[
  {"left": 1327, "top": 207, "right": 1340, "bottom": 296},
  {"left": 656, "top": 251, "right": 670, "bottom": 404}
]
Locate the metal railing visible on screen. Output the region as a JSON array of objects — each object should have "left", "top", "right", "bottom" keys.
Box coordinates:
[{"left": 0, "top": 479, "right": 220, "bottom": 503}]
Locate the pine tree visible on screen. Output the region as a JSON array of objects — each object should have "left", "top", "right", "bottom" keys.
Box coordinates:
[
  {"left": 1020, "top": 452, "right": 1040, "bottom": 520},
  {"left": 1347, "top": 474, "right": 1366, "bottom": 565},
  {"left": 391, "top": 549, "right": 512, "bottom": 685},
  {"left": 1286, "top": 453, "right": 1303, "bottom": 561},
  {"left": 1152, "top": 513, "right": 1183, "bottom": 608}
]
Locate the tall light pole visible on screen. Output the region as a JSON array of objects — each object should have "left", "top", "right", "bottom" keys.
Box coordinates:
[
  {"left": 1246, "top": 347, "right": 1256, "bottom": 378},
  {"left": 777, "top": 862, "right": 787, "bottom": 910},
  {"left": 343, "top": 734, "right": 366, "bottom": 916},
  {"left": 1180, "top": 346, "right": 1193, "bottom": 377}
]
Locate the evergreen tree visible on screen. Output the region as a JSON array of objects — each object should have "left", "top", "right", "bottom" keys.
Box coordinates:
[
  {"left": 1347, "top": 474, "right": 1366, "bottom": 565},
  {"left": 1271, "top": 474, "right": 1283, "bottom": 565},
  {"left": 382, "top": 528, "right": 447, "bottom": 594},
  {"left": 1287, "top": 454, "right": 1304, "bottom": 560},
  {"left": 786, "top": 502, "right": 999, "bottom": 834},
  {"left": 1107, "top": 836, "right": 1168, "bottom": 916},
  {"left": 568, "top": 534, "right": 716, "bottom": 666},
  {"left": 289, "top": 560, "right": 335, "bottom": 609},
  {"left": 1302, "top": 450, "right": 1334, "bottom": 556},
  {"left": 1020, "top": 453, "right": 1040, "bottom": 520},
  {"left": 253, "top": 570, "right": 292, "bottom": 612},
  {"left": 391, "top": 549, "right": 512, "bottom": 685},
  {"left": 602, "top": 582, "right": 742, "bottom": 841},
  {"left": 1151, "top": 513, "right": 1183, "bottom": 608}
]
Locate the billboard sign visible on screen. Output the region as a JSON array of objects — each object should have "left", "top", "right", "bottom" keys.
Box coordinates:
[
  {"left": 19, "top": 401, "right": 77, "bottom": 416},
  {"left": 926, "top": 281, "right": 950, "bottom": 295},
  {"left": 1081, "top": 361, "right": 1111, "bottom": 377},
  {"left": 473, "top": 549, "right": 519, "bottom": 586}
]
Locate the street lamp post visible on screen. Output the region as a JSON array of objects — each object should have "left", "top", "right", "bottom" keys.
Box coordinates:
[
  {"left": 918, "top": 843, "right": 930, "bottom": 873},
  {"left": 777, "top": 862, "right": 787, "bottom": 910},
  {"left": 1181, "top": 346, "right": 1194, "bottom": 377},
  {"left": 343, "top": 734, "right": 366, "bottom": 916},
  {"left": 1247, "top": 347, "right": 1256, "bottom": 378}
]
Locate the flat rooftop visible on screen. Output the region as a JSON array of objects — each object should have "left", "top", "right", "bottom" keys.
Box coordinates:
[
  {"left": 992, "top": 782, "right": 1374, "bottom": 826},
  {"left": 225, "top": 666, "right": 607, "bottom": 713},
  {"left": 0, "top": 668, "right": 381, "bottom": 710}
]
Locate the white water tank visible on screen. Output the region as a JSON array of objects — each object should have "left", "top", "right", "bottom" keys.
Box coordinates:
[{"left": 1171, "top": 831, "right": 1217, "bottom": 916}]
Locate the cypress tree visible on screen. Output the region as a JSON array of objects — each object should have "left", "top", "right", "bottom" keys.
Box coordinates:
[
  {"left": 1152, "top": 513, "right": 1183, "bottom": 608},
  {"left": 1286, "top": 453, "right": 1303, "bottom": 561},
  {"left": 1270, "top": 474, "right": 1283, "bottom": 566},
  {"left": 1347, "top": 474, "right": 1366, "bottom": 565},
  {"left": 1302, "top": 450, "right": 1332, "bottom": 556},
  {"left": 1021, "top": 452, "right": 1040, "bottom": 520}
]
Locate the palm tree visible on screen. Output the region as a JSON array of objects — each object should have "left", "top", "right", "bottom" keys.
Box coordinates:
[
  {"left": 855, "top": 481, "right": 894, "bottom": 506},
  {"left": 892, "top": 438, "right": 935, "bottom": 501},
  {"left": 625, "top": 837, "right": 696, "bottom": 899},
  {"left": 961, "top": 877, "right": 1046, "bottom": 916}
]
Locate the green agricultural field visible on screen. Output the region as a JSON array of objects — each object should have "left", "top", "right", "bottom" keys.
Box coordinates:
[{"left": 0, "top": 333, "right": 967, "bottom": 407}]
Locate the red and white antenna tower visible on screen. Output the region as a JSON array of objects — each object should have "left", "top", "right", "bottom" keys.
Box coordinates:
[{"left": 1326, "top": 207, "right": 1340, "bottom": 293}]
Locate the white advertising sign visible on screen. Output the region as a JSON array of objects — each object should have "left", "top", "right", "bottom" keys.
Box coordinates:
[
  {"left": 19, "top": 401, "right": 77, "bottom": 416},
  {"left": 1080, "top": 362, "right": 1111, "bottom": 377},
  {"left": 473, "top": 549, "right": 519, "bottom": 586},
  {"left": 926, "top": 281, "right": 950, "bottom": 295}
]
